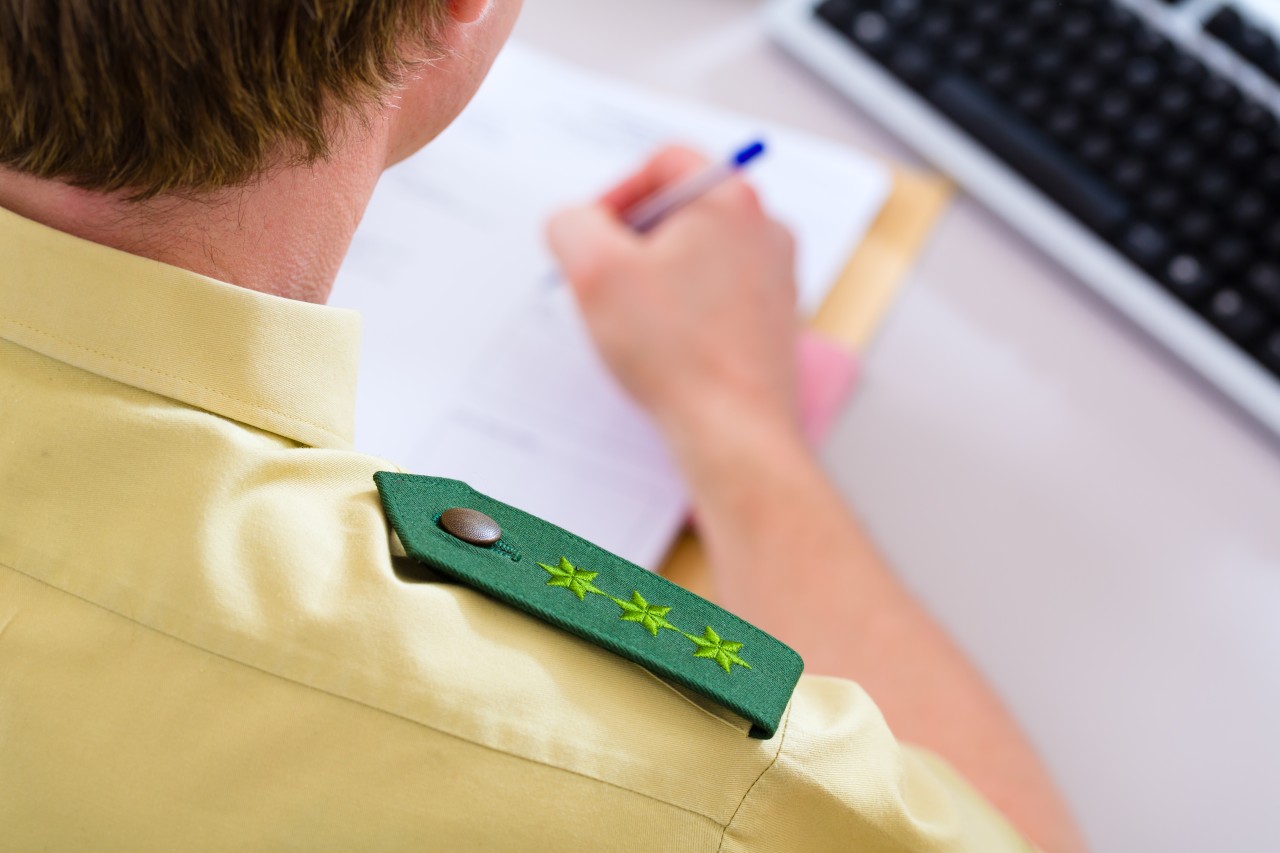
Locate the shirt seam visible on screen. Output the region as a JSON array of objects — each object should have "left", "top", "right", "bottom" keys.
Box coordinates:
[
  {"left": 716, "top": 707, "right": 792, "bottom": 853},
  {"left": 0, "top": 314, "right": 346, "bottom": 446},
  {"left": 0, "top": 554, "right": 732, "bottom": 831}
]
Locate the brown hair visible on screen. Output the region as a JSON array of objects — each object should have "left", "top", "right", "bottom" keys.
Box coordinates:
[{"left": 0, "top": 1, "right": 447, "bottom": 199}]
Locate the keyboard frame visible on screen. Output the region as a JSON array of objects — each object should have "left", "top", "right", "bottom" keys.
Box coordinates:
[{"left": 767, "top": 0, "right": 1280, "bottom": 438}]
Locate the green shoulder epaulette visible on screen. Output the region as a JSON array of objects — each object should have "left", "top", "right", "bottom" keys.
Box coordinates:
[{"left": 374, "top": 472, "right": 803, "bottom": 738}]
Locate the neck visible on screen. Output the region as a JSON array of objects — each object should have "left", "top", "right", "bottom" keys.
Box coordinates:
[{"left": 0, "top": 120, "right": 391, "bottom": 304}]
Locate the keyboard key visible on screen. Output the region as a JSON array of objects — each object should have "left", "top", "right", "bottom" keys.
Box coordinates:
[
  {"left": 1027, "top": 0, "right": 1059, "bottom": 25},
  {"left": 1079, "top": 133, "right": 1115, "bottom": 165},
  {"left": 1064, "top": 70, "right": 1103, "bottom": 101},
  {"left": 1193, "top": 112, "right": 1229, "bottom": 144},
  {"left": 1211, "top": 8, "right": 1280, "bottom": 84},
  {"left": 1261, "top": 54, "right": 1280, "bottom": 85},
  {"left": 981, "top": 61, "right": 1018, "bottom": 94},
  {"left": 971, "top": 3, "right": 1003, "bottom": 29},
  {"left": 890, "top": 44, "right": 934, "bottom": 87},
  {"left": 1266, "top": 158, "right": 1280, "bottom": 193},
  {"left": 1196, "top": 168, "right": 1234, "bottom": 203},
  {"left": 1226, "top": 131, "right": 1261, "bottom": 163},
  {"left": 1131, "top": 25, "right": 1169, "bottom": 56},
  {"left": 1001, "top": 24, "right": 1035, "bottom": 54},
  {"left": 1176, "top": 210, "right": 1216, "bottom": 245},
  {"left": 882, "top": 0, "right": 922, "bottom": 24},
  {"left": 1161, "top": 141, "right": 1198, "bottom": 176},
  {"left": 1206, "top": 7, "right": 1244, "bottom": 41},
  {"left": 1062, "top": 12, "right": 1096, "bottom": 44},
  {"left": 1093, "top": 37, "right": 1128, "bottom": 70},
  {"left": 1258, "top": 332, "right": 1280, "bottom": 375},
  {"left": 1166, "top": 254, "right": 1212, "bottom": 299},
  {"left": 917, "top": 10, "right": 954, "bottom": 41},
  {"left": 1248, "top": 263, "right": 1280, "bottom": 311},
  {"left": 1123, "top": 222, "right": 1171, "bottom": 268},
  {"left": 1242, "top": 15, "right": 1276, "bottom": 52},
  {"left": 1231, "top": 193, "right": 1269, "bottom": 229},
  {"left": 1201, "top": 76, "right": 1240, "bottom": 110},
  {"left": 1125, "top": 57, "right": 1161, "bottom": 91},
  {"left": 1047, "top": 106, "right": 1084, "bottom": 140},
  {"left": 1213, "top": 236, "right": 1253, "bottom": 271},
  {"left": 1113, "top": 158, "right": 1149, "bottom": 193},
  {"left": 1265, "top": 223, "right": 1280, "bottom": 254},
  {"left": 951, "top": 35, "right": 985, "bottom": 68},
  {"left": 1143, "top": 185, "right": 1182, "bottom": 220},
  {"left": 1236, "top": 102, "right": 1277, "bottom": 134},
  {"left": 1128, "top": 116, "right": 1166, "bottom": 151},
  {"left": 1158, "top": 87, "right": 1195, "bottom": 122},
  {"left": 1097, "top": 91, "right": 1134, "bottom": 125},
  {"left": 1030, "top": 46, "right": 1068, "bottom": 77},
  {"left": 1013, "top": 85, "right": 1051, "bottom": 118},
  {"left": 851, "top": 12, "right": 892, "bottom": 53},
  {"left": 816, "top": 0, "right": 857, "bottom": 29},
  {"left": 1169, "top": 53, "right": 1208, "bottom": 84},
  {"left": 1208, "top": 289, "right": 1267, "bottom": 341},
  {"left": 1101, "top": 4, "right": 1138, "bottom": 31}
]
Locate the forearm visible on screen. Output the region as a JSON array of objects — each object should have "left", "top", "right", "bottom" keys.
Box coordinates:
[{"left": 667, "top": 404, "right": 1085, "bottom": 853}]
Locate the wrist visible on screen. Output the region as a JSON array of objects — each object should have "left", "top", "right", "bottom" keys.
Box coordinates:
[{"left": 658, "top": 390, "right": 813, "bottom": 498}]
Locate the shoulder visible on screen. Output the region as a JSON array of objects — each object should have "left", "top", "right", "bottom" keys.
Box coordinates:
[{"left": 1, "top": 402, "right": 1025, "bottom": 850}]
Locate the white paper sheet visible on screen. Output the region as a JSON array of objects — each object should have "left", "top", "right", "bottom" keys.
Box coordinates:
[{"left": 330, "top": 42, "right": 890, "bottom": 568}]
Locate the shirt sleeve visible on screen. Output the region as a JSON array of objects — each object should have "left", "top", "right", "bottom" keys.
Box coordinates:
[{"left": 718, "top": 675, "right": 1036, "bottom": 853}]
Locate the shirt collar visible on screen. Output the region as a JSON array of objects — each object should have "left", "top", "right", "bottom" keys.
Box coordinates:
[{"left": 0, "top": 204, "right": 361, "bottom": 449}]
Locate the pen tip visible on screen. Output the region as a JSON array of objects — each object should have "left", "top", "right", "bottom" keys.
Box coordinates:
[{"left": 734, "top": 140, "right": 767, "bottom": 167}]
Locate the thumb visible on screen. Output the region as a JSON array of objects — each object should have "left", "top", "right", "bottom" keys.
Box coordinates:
[{"left": 546, "top": 204, "right": 634, "bottom": 284}]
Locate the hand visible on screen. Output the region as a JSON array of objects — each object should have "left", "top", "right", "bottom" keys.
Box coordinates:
[{"left": 546, "top": 146, "right": 801, "bottom": 452}]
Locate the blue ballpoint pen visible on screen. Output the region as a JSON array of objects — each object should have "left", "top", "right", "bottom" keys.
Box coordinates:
[{"left": 623, "top": 140, "right": 767, "bottom": 233}]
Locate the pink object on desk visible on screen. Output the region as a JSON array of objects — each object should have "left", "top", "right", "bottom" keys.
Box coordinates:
[{"left": 797, "top": 330, "right": 860, "bottom": 445}]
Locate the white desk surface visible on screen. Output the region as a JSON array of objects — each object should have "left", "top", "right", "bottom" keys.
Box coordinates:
[{"left": 516, "top": 1, "right": 1280, "bottom": 851}]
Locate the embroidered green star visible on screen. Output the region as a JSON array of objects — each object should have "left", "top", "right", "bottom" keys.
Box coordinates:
[
  {"left": 539, "top": 557, "right": 599, "bottom": 600},
  {"left": 690, "top": 626, "right": 752, "bottom": 674},
  {"left": 616, "top": 590, "right": 673, "bottom": 636},
  {"left": 538, "top": 556, "right": 752, "bottom": 672}
]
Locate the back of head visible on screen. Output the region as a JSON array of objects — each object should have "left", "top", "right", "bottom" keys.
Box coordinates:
[{"left": 0, "top": 0, "right": 447, "bottom": 200}]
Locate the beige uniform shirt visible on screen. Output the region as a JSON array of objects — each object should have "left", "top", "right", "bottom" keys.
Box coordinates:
[{"left": 0, "top": 206, "right": 1029, "bottom": 851}]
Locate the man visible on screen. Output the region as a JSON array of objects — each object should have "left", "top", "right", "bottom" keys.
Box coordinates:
[{"left": 0, "top": 1, "right": 1083, "bottom": 850}]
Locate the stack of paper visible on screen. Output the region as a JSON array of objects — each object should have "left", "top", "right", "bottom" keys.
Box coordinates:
[{"left": 330, "top": 42, "right": 890, "bottom": 568}]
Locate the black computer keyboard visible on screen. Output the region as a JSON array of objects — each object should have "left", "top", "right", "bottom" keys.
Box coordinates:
[{"left": 805, "top": 0, "right": 1280, "bottom": 381}]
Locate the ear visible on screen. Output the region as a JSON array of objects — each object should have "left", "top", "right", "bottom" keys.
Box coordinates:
[{"left": 447, "top": 0, "right": 489, "bottom": 25}]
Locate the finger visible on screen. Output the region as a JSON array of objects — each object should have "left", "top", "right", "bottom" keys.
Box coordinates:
[
  {"left": 774, "top": 226, "right": 800, "bottom": 307},
  {"left": 700, "top": 174, "right": 764, "bottom": 219},
  {"left": 770, "top": 220, "right": 797, "bottom": 264},
  {"left": 600, "top": 145, "right": 711, "bottom": 214},
  {"left": 546, "top": 204, "right": 636, "bottom": 285}
]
